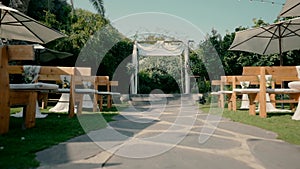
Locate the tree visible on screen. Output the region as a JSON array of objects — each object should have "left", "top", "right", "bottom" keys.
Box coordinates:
[
  {"left": 0, "top": 0, "right": 30, "bottom": 13},
  {"left": 28, "top": 0, "right": 72, "bottom": 31},
  {"left": 89, "top": 0, "right": 105, "bottom": 17}
]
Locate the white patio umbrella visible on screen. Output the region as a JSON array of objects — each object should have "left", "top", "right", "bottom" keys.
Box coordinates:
[
  {"left": 229, "top": 17, "right": 300, "bottom": 66},
  {"left": 0, "top": 3, "right": 66, "bottom": 44},
  {"left": 279, "top": 0, "right": 300, "bottom": 18}
]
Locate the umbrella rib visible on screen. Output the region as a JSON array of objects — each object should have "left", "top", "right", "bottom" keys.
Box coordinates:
[
  {"left": 230, "top": 26, "right": 275, "bottom": 49},
  {"left": 280, "top": 2, "right": 300, "bottom": 16},
  {"left": 7, "top": 11, "right": 46, "bottom": 43},
  {"left": 261, "top": 26, "right": 279, "bottom": 55},
  {"left": 281, "top": 23, "right": 300, "bottom": 38}
]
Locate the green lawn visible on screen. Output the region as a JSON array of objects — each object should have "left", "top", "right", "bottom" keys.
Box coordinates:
[
  {"left": 0, "top": 107, "right": 118, "bottom": 169},
  {"left": 200, "top": 104, "right": 300, "bottom": 145}
]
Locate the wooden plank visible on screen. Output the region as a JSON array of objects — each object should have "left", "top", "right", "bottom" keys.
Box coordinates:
[
  {"left": 211, "top": 80, "right": 221, "bottom": 86},
  {"left": 243, "top": 66, "right": 298, "bottom": 78},
  {"left": 38, "top": 74, "right": 61, "bottom": 81},
  {"left": 272, "top": 76, "right": 299, "bottom": 85},
  {"left": 7, "top": 45, "right": 34, "bottom": 61},
  {"left": 39, "top": 66, "right": 74, "bottom": 75},
  {"left": 275, "top": 100, "right": 298, "bottom": 103},
  {"left": 8, "top": 66, "right": 78, "bottom": 76},
  {"left": 259, "top": 67, "right": 267, "bottom": 118},
  {"left": 266, "top": 66, "right": 297, "bottom": 77},
  {"left": 110, "top": 81, "right": 119, "bottom": 86},
  {"left": 75, "top": 67, "right": 91, "bottom": 76},
  {"left": 0, "top": 46, "right": 11, "bottom": 134}
]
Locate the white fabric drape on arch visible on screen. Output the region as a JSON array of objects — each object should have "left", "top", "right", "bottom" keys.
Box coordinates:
[{"left": 131, "top": 41, "right": 189, "bottom": 94}]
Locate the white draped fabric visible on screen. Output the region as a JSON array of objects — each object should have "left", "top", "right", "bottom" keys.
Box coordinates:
[
  {"left": 137, "top": 41, "right": 185, "bottom": 56},
  {"left": 296, "top": 66, "right": 300, "bottom": 79},
  {"left": 131, "top": 41, "right": 189, "bottom": 94},
  {"left": 290, "top": 66, "right": 300, "bottom": 120},
  {"left": 240, "top": 81, "right": 250, "bottom": 109}
]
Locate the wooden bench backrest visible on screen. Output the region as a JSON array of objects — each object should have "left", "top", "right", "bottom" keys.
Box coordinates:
[
  {"left": 95, "top": 76, "right": 110, "bottom": 91},
  {"left": 222, "top": 75, "right": 259, "bottom": 85},
  {"left": 243, "top": 66, "right": 297, "bottom": 76},
  {"left": 8, "top": 66, "right": 91, "bottom": 83},
  {"left": 243, "top": 66, "right": 299, "bottom": 85}
]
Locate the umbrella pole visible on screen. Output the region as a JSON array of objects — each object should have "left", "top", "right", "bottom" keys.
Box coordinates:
[
  {"left": 278, "top": 28, "right": 285, "bottom": 108},
  {"left": 279, "top": 25, "right": 283, "bottom": 67}
]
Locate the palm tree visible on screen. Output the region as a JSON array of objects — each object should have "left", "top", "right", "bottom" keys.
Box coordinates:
[
  {"left": 69, "top": 0, "right": 105, "bottom": 17},
  {"left": 89, "top": 0, "right": 105, "bottom": 17}
]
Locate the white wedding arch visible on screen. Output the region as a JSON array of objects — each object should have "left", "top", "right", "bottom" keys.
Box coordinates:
[{"left": 130, "top": 40, "right": 191, "bottom": 94}]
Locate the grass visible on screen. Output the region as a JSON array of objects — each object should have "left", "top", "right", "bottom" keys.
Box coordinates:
[
  {"left": 200, "top": 103, "right": 300, "bottom": 145},
  {"left": 0, "top": 107, "right": 118, "bottom": 169}
]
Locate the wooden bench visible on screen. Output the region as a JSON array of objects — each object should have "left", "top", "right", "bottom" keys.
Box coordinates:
[
  {"left": 38, "top": 67, "right": 91, "bottom": 117},
  {"left": 94, "top": 76, "right": 119, "bottom": 111},
  {"left": 211, "top": 75, "right": 259, "bottom": 110},
  {"left": 71, "top": 75, "right": 120, "bottom": 113},
  {"left": 243, "top": 66, "right": 299, "bottom": 104},
  {"left": 8, "top": 66, "right": 91, "bottom": 117},
  {"left": 240, "top": 67, "right": 300, "bottom": 117},
  {"left": 0, "top": 45, "right": 58, "bottom": 134}
]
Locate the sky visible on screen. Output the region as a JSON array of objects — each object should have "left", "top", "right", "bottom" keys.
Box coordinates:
[{"left": 70, "top": 0, "right": 286, "bottom": 42}]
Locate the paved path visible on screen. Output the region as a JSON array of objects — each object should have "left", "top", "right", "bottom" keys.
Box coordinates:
[{"left": 36, "top": 95, "right": 300, "bottom": 169}]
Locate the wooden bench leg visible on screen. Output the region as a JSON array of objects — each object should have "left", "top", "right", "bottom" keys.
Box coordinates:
[
  {"left": 38, "top": 93, "right": 48, "bottom": 109},
  {"left": 98, "top": 95, "right": 103, "bottom": 111},
  {"left": 0, "top": 102, "right": 10, "bottom": 134},
  {"left": 227, "top": 93, "right": 233, "bottom": 110},
  {"left": 23, "top": 91, "right": 37, "bottom": 129},
  {"left": 248, "top": 93, "right": 257, "bottom": 116},
  {"left": 0, "top": 49, "right": 10, "bottom": 134},
  {"left": 69, "top": 93, "right": 75, "bottom": 118},
  {"left": 93, "top": 93, "right": 98, "bottom": 112},
  {"left": 107, "top": 95, "right": 112, "bottom": 108},
  {"left": 220, "top": 93, "right": 225, "bottom": 108},
  {"left": 77, "top": 94, "right": 83, "bottom": 115}
]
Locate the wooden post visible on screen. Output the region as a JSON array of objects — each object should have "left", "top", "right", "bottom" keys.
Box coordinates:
[
  {"left": 220, "top": 76, "right": 225, "bottom": 108},
  {"left": 0, "top": 46, "right": 11, "bottom": 134},
  {"left": 231, "top": 76, "right": 237, "bottom": 111},
  {"left": 259, "top": 67, "right": 267, "bottom": 118},
  {"left": 68, "top": 67, "right": 76, "bottom": 117}
]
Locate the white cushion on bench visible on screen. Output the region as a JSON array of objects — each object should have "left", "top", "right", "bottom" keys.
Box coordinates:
[
  {"left": 233, "top": 88, "right": 260, "bottom": 93},
  {"left": 266, "top": 88, "right": 300, "bottom": 94},
  {"left": 75, "top": 89, "right": 96, "bottom": 94},
  {"left": 96, "top": 91, "right": 120, "bottom": 95},
  {"left": 10, "top": 82, "right": 58, "bottom": 91},
  {"left": 57, "top": 88, "right": 70, "bottom": 93}
]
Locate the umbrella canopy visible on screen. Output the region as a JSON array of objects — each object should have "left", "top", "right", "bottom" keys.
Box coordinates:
[
  {"left": 279, "top": 0, "right": 300, "bottom": 18},
  {"left": 229, "top": 17, "right": 300, "bottom": 66},
  {"left": 0, "top": 3, "right": 66, "bottom": 44}
]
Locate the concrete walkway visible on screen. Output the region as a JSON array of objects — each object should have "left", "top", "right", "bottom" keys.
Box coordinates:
[{"left": 36, "top": 95, "right": 300, "bottom": 169}]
